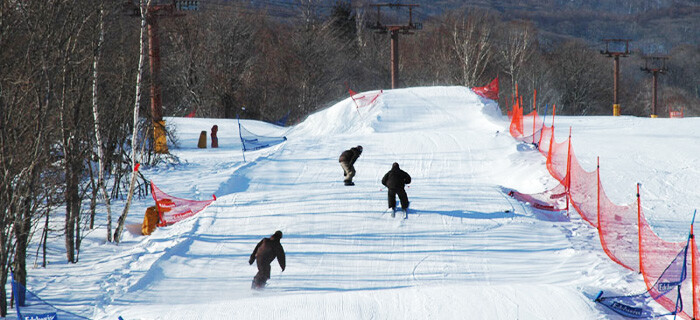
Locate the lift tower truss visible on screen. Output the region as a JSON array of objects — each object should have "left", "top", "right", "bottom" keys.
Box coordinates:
[
  {"left": 641, "top": 55, "right": 668, "bottom": 118},
  {"left": 600, "top": 39, "right": 630, "bottom": 116},
  {"left": 369, "top": 3, "right": 422, "bottom": 89}
]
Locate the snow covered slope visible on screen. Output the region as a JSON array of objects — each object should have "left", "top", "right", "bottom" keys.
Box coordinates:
[{"left": 17, "top": 86, "right": 699, "bottom": 320}]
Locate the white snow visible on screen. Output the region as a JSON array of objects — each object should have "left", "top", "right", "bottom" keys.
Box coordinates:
[{"left": 12, "top": 86, "right": 700, "bottom": 320}]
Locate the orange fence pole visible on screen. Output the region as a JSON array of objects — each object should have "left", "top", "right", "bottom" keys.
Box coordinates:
[
  {"left": 533, "top": 89, "right": 537, "bottom": 112},
  {"left": 596, "top": 157, "right": 601, "bottom": 231},
  {"left": 692, "top": 222, "right": 697, "bottom": 319},
  {"left": 565, "top": 128, "right": 572, "bottom": 211},
  {"left": 532, "top": 110, "right": 537, "bottom": 144},
  {"left": 637, "top": 183, "right": 643, "bottom": 274}
]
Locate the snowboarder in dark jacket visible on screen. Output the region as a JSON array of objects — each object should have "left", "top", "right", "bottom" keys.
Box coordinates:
[
  {"left": 249, "top": 230, "right": 286, "bottom": 289},
  {"left": 381, "top": 162, "right": 411, "bottom": 215},
  {"left": 339, "top": 145, "right": 363, "bottom": 186}
]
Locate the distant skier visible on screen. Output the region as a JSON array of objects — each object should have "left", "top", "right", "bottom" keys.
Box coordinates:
[
  {"left": 381, "top": 162, "right": 411, "bottom": 217},
  {"left": 249, "top": 230, "right": 286, "bottom": 289},
  {"left": 339, "top": 145, "right": 363, "bottom": 186}
]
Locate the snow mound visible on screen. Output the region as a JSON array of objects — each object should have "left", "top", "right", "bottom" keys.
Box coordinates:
[{"left": 290, "top": 86, "right": 504, "bottom": 138}]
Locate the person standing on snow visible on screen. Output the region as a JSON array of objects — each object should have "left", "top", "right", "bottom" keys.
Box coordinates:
[
  {"left": 249, "top": 230, "right": 286, "bottom": 289},
  {"left": 381, "top": 162, "right": 411, "bottom": 217},
  {"left": 339, "top": 145, "right": 363, "bottom": 186}
]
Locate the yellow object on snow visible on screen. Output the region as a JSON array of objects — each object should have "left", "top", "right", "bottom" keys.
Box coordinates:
[{"left": 142, "top": 206, "right": 159, "bottom": 235}]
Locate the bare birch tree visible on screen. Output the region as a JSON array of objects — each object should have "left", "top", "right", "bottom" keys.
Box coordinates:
[
  {"left": 114, "top": 0, "right": 151, "bottom": 243},
  {"left": 447, "top": 10, "right": 495, "bottom": 87},
  {"left": 91, "top": 3, "right": 114, "bottom": 242},
  {"left": 497, "top": 20, "right": 537, "bottom": 98}
]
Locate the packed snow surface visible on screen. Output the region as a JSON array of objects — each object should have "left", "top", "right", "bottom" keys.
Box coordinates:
[{"left": 15, "top": 86, "right": 700, "bottom": 319}]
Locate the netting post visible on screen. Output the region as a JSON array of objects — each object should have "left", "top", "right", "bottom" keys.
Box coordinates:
[
  {"left": 637, "top": 183, "right": 643, "bottom": 274},
  {"left": 692, "top": 213, "right": 698, "bottom": 319},
  {"left": 532, "top": 90, "right": 537, "bottom": 144},
  {"left": 532, "top": 109, "right": 537, "bottom": 144},
  {"left": 565, "top": 128, "right": 572, "bottom": 211},
  {"left": 596, "top": 157, "right": 601, "bottom": 230},
  {"left": 237, "top": 114, "right": 246, "bottom": 163},
  {"left": 537, "top": 104, "right": 549, "bottom": 148},
  {"left": 519, "top": 96, "right": 524, "bottom": 133},
  {"left": 547, "top": 125, "right": 555, "bottom": 177},
  {"left": 533, "top": 89, "right": 537, "bottom": 114}
]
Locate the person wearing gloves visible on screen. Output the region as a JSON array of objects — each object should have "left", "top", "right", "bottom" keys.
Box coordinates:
[{"left": 249, "top": 230, "right": 286, "bottom": 289}]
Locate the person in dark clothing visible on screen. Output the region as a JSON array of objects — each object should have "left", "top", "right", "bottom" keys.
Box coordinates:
[
  {"left": 338, "top": 145, "right": 363, "bottom": 186},
  {"left": 249, "top": 230, "right": 286, "bottom": 289},
  {"left": 381, "top": 162, "right": 411, "bottom": 216}
]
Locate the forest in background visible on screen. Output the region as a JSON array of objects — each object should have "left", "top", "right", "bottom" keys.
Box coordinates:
[
  {"left": 0, "top": 0, "right": 698, "bottom": 316},
  {"left": 161, "top": 0, "right": 699, "bottom": 124}
]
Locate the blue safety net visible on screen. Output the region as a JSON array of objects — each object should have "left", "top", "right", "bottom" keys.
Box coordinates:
[
  {"left": 595, "top": 241, "right": 689, "bottom": 318},
  {"left": 238, "top": 118, "right": 287, "bottom": 152},
  {"left": 11, "top": 274, "right": 90, "bottom": 320}
]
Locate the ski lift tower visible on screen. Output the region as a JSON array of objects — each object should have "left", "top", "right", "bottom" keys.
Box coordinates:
[
  {"left": 123, "top": 0, "right": 199, "bottom": 153},
  {"left": 369, "top": 3, "right": 422, "bottom": 89},
  {"left": 600, "top": 39, "right": 630, "bottom": 116},
  {"left": 641, "top": 55, "right": 668, "bottom": 118}
]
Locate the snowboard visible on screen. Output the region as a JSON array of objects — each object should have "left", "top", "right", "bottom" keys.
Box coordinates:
[{"left": 385, "top": 207, "right": 409, "bottom": 219}]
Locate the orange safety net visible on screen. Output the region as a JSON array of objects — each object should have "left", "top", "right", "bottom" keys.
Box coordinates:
[
  {"left": 545, "top": 129, "right": 570, "bottom": 184},
  {"left": 597, "top": 185, "right": 640, "bottom": 272},
  {"left": 537, "top": 125, "right": 554, "bottom": 157},
  {"left": 151, "top": 181, "right": 216, "bottom": 227},
  {"left": 567, "top": 147, "right": 598, "bottom": 227},
  {"left": 506, "top": 92, "right": 699, "bottom": 318},
  {"left": 511, "top": 109, "right": 543, "bottom": 145},
  {"left": 509, "top": 102, "right": 523, "bottom": 137}
]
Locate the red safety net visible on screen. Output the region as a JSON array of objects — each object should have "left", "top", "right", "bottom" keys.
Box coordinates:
[
  {"left": 472, "top": 76, "right": 499, "bottom": 100},
  {"left": 151, "top": 181, "right": 216, "bottom": 227},
  {"left": 507, "top": 183, "right": 568, "bottom": 212},
  {"left": 349, "top": 88, "right": 383, "bottom": 109}
]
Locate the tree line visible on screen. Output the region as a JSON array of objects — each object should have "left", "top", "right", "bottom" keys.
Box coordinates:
[{"left": 0, "top": 0, "right": 697, "bottom": 316}]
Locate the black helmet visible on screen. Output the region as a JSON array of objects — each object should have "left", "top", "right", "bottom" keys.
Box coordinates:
[
  {"left": 357, "top": 145, "right": 363, "bottom": 152},
  {"left": 272, "top": 230, "right": 283, "bottom": 239}
]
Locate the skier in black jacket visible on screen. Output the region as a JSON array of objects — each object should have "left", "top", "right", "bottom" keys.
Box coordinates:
[
  {"left": 381, "top": 162, "right": 411, "bottom": 216},
  {"left": 339, "top": 145, "right": 363, "bottom": 186},
  {"left": 249, "top": 230, "right": 286, "bottom": 289}
]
